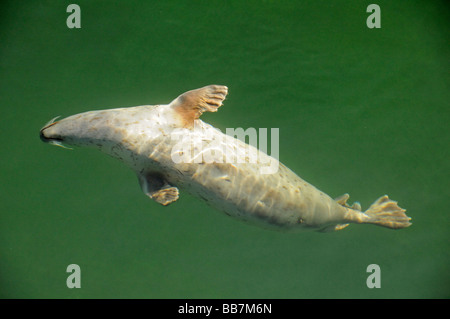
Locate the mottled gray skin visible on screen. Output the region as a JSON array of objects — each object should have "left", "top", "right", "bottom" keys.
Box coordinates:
[{"left": 40, "top": 85, "right": 411, "bottom": 232}]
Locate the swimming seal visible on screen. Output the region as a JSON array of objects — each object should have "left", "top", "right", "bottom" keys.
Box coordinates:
[{"left": 40, "top": 85, "right": 411, "bottom": 232}]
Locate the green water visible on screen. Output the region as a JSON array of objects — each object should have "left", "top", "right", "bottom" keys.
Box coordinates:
[{"left": 0, "top": 0, "right": 448, "bottom": 298}]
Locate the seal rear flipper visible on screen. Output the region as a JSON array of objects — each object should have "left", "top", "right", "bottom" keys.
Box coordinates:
[
  {"left": 318, "top": 223, "right": 350, "bottom": 233},
  {"left": 363, "top": 195, "right": 411, "bottom": 229},
  {"left": 335, "top": 193, "right": 361, "bottom": 211},
  {"left": 335, "top": 193, "right": 350, "bottom": 206},
  {"left": 138, "top": 172, "right": 179, "bottom": 206},
  {"left": 169, "top": 85, "right": 228, "bottom": 128}
]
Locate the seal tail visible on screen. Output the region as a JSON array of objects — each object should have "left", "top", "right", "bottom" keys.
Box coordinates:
[{"left": 364, "top": 195, "right": 411, "bottom": 229}]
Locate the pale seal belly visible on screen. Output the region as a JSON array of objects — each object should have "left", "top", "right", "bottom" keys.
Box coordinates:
[{"left": 40, "top": 85, "right": 411, "bottom": 232}]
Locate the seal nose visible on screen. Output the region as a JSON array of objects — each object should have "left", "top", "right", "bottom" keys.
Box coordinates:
[
  {"left": 40, "top": 127, "right": 61, "bottom": 143},
  {"left": 39, "top": 119, "right": 63, "bottom": 143},
  {"left": 40, "top": 127, "right": 50, "bottom": 142}
]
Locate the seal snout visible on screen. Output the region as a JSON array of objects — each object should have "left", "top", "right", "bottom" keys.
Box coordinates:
[
  {"left": 39, "top": 127, "right": 49, "bottom": 143},
  {"left": 40, "top": 127, "right": 60, "bottom": 143},
  {"left": 39, "top": 118, "right": 63, "bottom": 143}
]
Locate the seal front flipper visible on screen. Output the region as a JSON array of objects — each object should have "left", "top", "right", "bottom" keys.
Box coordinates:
[
  {"left": 150, "top": 187, "right": 179, "bottom": 206},
  {"left": 138, "top": 172, "right": 179, "bottom": 206},
  {"left": 169, "top": 85, "right": 228, "bottom": 128}
]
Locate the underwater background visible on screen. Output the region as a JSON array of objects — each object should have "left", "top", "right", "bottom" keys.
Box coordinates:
[{"left": 0, "top": 0, "right": 448, "bottom": 298}]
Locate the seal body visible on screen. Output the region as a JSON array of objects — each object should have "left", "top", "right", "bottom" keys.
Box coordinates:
[{"left": 40, "top": 85, "right": 411, "bottom": 231}]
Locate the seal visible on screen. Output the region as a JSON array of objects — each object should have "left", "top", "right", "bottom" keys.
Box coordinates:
[{"left": 40, "top": 85, "right": 411, "bottom": 232}]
